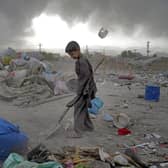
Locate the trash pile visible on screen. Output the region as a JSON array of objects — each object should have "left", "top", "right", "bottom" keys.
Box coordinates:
[
  {"left": 3, "top": 143, "right": 168, "bottom": 168},
  {"left": 0, "top": 48, "right": 70, "bottom": 107},
  {"left": 117, "top": 133, "right": 168, "bottom": 168},
  {"left": 102, "top": 113, "right": 168, "bottom": 167},
  {"left": 1, "top": 118, "right": 168, "bottom": 168},
  {"left": 0, "top": 144, "right": 150, "bottom": 168}
]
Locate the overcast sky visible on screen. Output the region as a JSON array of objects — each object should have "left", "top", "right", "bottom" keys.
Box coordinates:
[{"left": 0, "top": 0, "right": 168, "bottom": 51}]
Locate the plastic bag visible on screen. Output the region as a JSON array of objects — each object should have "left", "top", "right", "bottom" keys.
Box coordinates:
[
  {"left": 54, "top": 80, "right": 69, "bottom": 95},
  {"left": 0, "top": 119, "right": 28, "bottom": 161},
  {"left": 7, "top": 70, "right": 27, "bottom": 80},
  {"left": 2, "top": 153, "right": 25, "bottom": 168},
  {"left": 3, "top": 153, "right": 63, "bottom": 168},
  {"left": 88, "top": 97, "right": 104, "bottom": 114},
  {"left": 98, "top": 27, "right": 108, "bottom": 39}
]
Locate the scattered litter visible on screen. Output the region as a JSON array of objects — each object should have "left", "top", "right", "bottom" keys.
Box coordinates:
[
  {"left": 88, "top": 160, "right": 111, "bottom": 168},
  {"left": 145, "top": 85, "right": 160, "bottom": 102},
  {"left": 124, "top": 148, "right": 148, "bottom": 168},
  {"left": 160, "top": 162, "right": 168, "bottom": 167},
  {"left": 123, "top": 103, "right": 129, "bottom": 108},
  {"left": 103, "top": 113, "right": 113, "bottom": 122},
  {"left": 114, "top": 83, "right": 120, "bottom": 87},
  {"left": 3, "top": 153, "right": 63, "bottom": 168},
  {"left": 144, "top": 133, "right": 162, "bottom": 141},
  {"left": 65, "top": 159, "right": 74, "bottom": 168},
  {"left": 98, "top": 147, "right": 110, "bottom": 162},
  {"left": 137, "top": 94, "right": 144, "bottom": 99},
  {"left": 118, "top": 75, "right": 134, "bottom": 80},
  {"left": 27, "top": 144, "right": 52, "bottom": 163},
  {"left": 88, "top": 97, "right": 104, "bottom": 115},
  {"left": 118, "top": 128, "right": 132, "bottom": 136},
  {"left": 113, "top": 154, "right": 129, "bottom": 166},
  {"left": 54, "top": 80, "right": 70, "bottom": 95},
  {"left": 113, "top": 113, "right": 130, "bottom": 128}
]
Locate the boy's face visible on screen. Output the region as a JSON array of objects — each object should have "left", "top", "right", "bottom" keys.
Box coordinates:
[{"left": 68, "top": 50, "right": 80, "bottom": 59}]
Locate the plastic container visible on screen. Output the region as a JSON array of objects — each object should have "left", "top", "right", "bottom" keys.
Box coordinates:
[{"left": 145, "top": 85, "right": 160, "bottom": 101}]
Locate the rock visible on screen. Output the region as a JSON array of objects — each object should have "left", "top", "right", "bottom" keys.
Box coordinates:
[
  {"left": 113, "top": 154, "right": 129, "bottom": 166},
  {"left": 123, "top": 103, "right": 129, "bottom": 108},
  {"left": 137, "top": 94, "right": 144, "bottom": 98}
]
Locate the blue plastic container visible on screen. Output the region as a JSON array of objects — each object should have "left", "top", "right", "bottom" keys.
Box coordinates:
[
  {"left": 88, "top": 97, "right": 104, "bottom": 114},
  {"left": 0, "top": 118, "right": 28, "bottom": 161},
  {"left": 145, "top": 85, "right": 160, "bottom": 101}
]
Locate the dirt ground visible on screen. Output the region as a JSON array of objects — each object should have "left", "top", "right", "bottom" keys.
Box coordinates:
[{"left": 0, "top": 58, "right": 168, "bottom": 163}]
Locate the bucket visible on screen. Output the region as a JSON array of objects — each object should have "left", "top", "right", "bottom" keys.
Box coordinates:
[{"left": 145, "top": 85, "right": 160, "bottom": 101}]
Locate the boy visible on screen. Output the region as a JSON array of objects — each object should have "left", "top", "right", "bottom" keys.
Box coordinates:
[{"left": 65, "top": 41, "right": 97, "bottom": 138}]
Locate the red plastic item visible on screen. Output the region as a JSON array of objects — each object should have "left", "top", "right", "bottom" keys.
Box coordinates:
[{"left": 118, "top": 128, "right": 132, "bottom": 135}]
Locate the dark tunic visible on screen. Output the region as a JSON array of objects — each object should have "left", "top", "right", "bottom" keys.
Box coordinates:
[{"left": 74, "top": 56, "right": 97, "bottom": 133}]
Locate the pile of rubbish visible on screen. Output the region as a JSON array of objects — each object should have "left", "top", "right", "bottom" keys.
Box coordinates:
[
  {"left": 0, "top": 145, "right": 146, "bottom": 168},
  {"left": 0, "top": 48, "right": 70, "bottom": 107},
  {"left": 117, "top": 133, "right": 168, "bottom": 168},
  {"left": 3, "top": 143, "right": 168, "bottom": 168},
  {"left": 1, "top": 118, "right": 168, "bottom": 168},
  {"left": 97, "top": 71, "right": 168, "bottom": 89}
]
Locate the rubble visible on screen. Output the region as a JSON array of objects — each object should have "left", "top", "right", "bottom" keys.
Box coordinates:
[{"left": 0, "top": 50, "right": 72, "bottom": 107}]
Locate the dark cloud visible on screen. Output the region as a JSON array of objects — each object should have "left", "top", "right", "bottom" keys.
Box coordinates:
[
  {"left": 0, "top": 0, "right": 168, "bottom": 48},
  {"left": 0, "top": 0, "right": 50, "bottom": 48},
  {"left": 46, "top": 0, "right": 168, "bottom": 38}
]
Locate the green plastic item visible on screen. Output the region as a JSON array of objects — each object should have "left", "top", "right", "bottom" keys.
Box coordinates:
[
  {"left": 3, "top": 153, "right": 63, "bottom": 168},
  {"left": 2, "top": 153, "right": 25, "bottom": 168}
]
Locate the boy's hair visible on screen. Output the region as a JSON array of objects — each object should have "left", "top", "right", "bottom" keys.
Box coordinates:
[{"left": 65, "top": 41, "right": 80, "bottom": 53}]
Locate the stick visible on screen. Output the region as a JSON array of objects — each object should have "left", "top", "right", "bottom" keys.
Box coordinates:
[
  {"left": 45, "top": 107, "right": 71, "bottom": 140},
  {"left": 94, "top": 57, "right": 106, "bottom": 72},
  {"left": 45, "top": 94, "right": 81, "bottom": 140}
]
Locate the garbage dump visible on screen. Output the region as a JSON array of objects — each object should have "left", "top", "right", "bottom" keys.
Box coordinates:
[
  {"left": 0, "top": 49, "right": 168, "bottom": 168},
  {"left": 0, "top": 49, "right": 71, "bottom": 107},
  {"left": 3, "top": 143, "right": 168, "bottom": 168}
]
